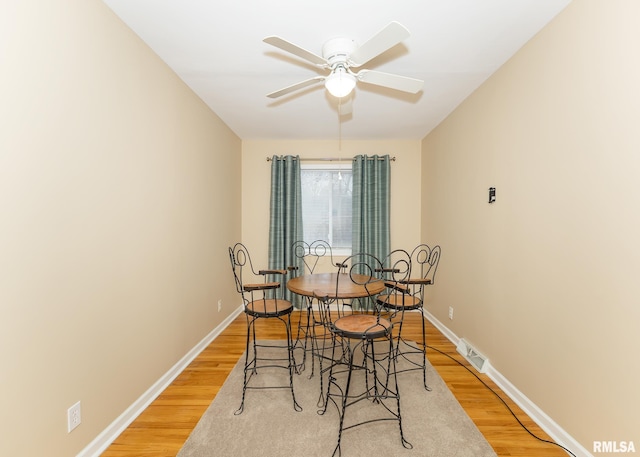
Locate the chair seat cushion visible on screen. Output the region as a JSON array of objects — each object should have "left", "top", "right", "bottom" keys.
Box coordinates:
[
  {"left": 377, "top": 293, "right": 422, "bottom": 310},
  {"left": 333, "top": 314, "right": 391, "bottom": 339},
  {"left": 246, "top": 298, "right": 293, "bottom": 317}
]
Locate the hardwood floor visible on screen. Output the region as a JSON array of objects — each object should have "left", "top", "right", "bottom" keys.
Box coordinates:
[{"left": 101, "top": 312, "right": 571, "bottom": 457}]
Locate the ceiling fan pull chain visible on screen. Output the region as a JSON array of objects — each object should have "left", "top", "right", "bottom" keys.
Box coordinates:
[{"left": 338, "top": 101, "right": 342, "bottom": 152}]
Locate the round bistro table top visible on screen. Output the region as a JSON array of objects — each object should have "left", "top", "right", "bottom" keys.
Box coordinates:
[{"left": 287, "top": 272, "right": 385, "bottom": 299}]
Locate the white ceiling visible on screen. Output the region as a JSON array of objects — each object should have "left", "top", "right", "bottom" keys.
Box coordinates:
[{"left": 102, "top": 0, "right": 571, "bottom": 140}]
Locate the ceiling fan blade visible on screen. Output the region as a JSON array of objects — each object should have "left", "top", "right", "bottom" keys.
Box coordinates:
[
  {"left": 267, "top": 76, "right": 325, "bottom": 98},
  {"left": 263, "top": 36, "right": 327, "bottom": 67},
  {"left": 357, "top": 69, "right": 423, "bottom": 94},
  {"left": 348, "top": 21, "right": 410, "bottom": 68}
]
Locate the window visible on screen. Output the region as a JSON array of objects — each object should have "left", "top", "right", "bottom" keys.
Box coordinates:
[{"left": 301, "top": 163, "right": 352, "bottom": 254}]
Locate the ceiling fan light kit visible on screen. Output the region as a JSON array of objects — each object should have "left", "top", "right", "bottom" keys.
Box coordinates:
[
  {"left": 323, "top": 37, "right": 357, "bottom": 98},
  {"left": 325, "top": 66, "right": 357, "bottom": 98},
  {"left": 263, "top": 21, "right": 423, "bottom": 104}
]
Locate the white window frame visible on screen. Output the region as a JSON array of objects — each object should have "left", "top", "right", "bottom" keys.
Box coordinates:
[{"left": 300, "top": 162, "right": 352, "bottom": 256}]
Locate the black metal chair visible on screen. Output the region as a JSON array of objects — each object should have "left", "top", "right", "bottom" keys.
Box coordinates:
[
  {"left": 288, "top": 240, "right": 339, "bottom": 376},
  {"left": 376, "top": 244, "right": 441, "bottom": 390},
  {"left": 228, "top": 243, "right": 302, "bottom": 414},
  {"left": 315, "top": 252, "right": 412, "bottom": 457}
]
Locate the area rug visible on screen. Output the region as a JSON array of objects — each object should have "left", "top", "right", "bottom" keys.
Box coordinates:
[{"left": 177, "top": 341, "right": 497, "bottom": 457}]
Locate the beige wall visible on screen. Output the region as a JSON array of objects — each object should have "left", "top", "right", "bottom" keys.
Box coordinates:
[
  {"left": 422, "top": 0, "right": 640, "bottom": 450},
  {"left": 0, "top": 1, "right": 241, "bottom": 456},
  {"left": 6, "top": 0, "right": 637, "bottom": 455},
  {"left": 241, "top": 140, "right": 422, "bottom": 267}
]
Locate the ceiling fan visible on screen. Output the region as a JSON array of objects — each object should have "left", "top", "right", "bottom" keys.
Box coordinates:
[{"left": 263, "top": 21, "right": 423, "bottom": 100}]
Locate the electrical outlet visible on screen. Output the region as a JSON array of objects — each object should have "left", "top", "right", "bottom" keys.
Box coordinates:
[
  {"left": 217, "top": 299, "right": 222, "bottom": 312},
  {"left": 448, "top": 306, "right": 454, "bottom": 320},
  {"left": 67, "top": 401, "right": 81, "bottom": 433}
]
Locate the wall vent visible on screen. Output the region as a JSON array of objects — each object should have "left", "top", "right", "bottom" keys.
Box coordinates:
[{"left": 456, "top": 338, "right": 489, "bottom": 373}]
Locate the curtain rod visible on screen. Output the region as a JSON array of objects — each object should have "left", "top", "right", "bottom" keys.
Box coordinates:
[{"left": 266, "top": 156, "right": 396, "bottom": 162}]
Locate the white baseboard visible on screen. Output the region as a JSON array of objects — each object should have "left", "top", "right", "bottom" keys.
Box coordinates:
[
  {"left": 422, "top": 309, "right": 592, "bottom": 457},
  {"left": 77, "top": 305, "right": 244, "bottom": 457}
]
